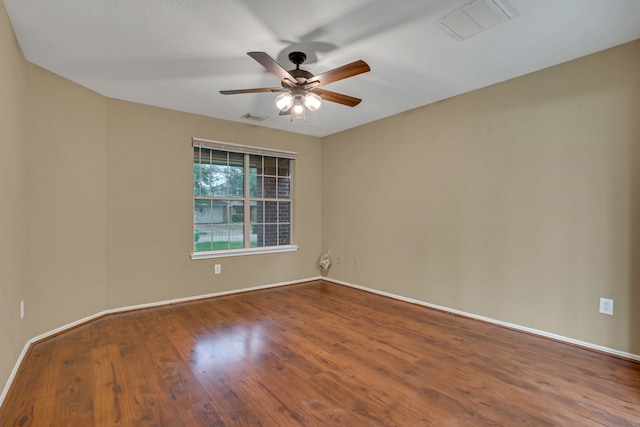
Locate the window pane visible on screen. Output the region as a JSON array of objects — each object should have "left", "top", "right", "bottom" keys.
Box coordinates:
[
  {"left": 194, "top": 199, "right": 212, "bottom": 224},
  {"left": 277, "top": 177, "right": 290, "bottom": 199},
  {"left": 194, "top": 225, "right": 213, "bottom": 252},
  {"left": 210, "top": 150, "right": 227, "bottom": 165},
  {"left": 212, "top": 200, "right": 227, "bottom": 224},
  {"left": 196, "top": 148, "right": 225, "bottom": 166},
  {"left": 211, "top": 172, "right": 228, "bottom": 197},
  {"left": 265, "top": 224, "right": 278, "bottom": 246},
  {"left": 193, "top": 167, "right": 200, "bottom": 196},
  {"left": 251, "top": 223, "right": 264, "bottom": 247},
  {"left": 229, "top": 152, "right": 243, "bottom": 170},
  {"left": 230, "top": 225, "right": 244, "bottom": 249},
  {"left": 265, "top": 201, "right": 278, "bottom": 224},
  {"left": 210, "top": 150, "right": 228, "bottom": 173},
  {"left": 194, "top": 148, "right": 211, "bottom": 165},
  {"left": 264, "top": 156, "right": 277, "bottom": 176},
  {"left": 264, "top": 176, "right": 277, "bottom": 198},
  {"left": 249, "top": 155, "right": 262, "bottom": 175},
  {"left": 278, "top": 201, "right": 290, "bottom": 223},
  {"left": 212, "top": 225, "right": 229, "bottom": 250},
  {"left": 212, "top": 164, "right": 228, "bottom": 174},
  {"left": 278, "top": 158, "right": 290, "bottom": 177},
  {"left": 250, "top": 175, "right": 262, "bottom": 198},
  {"left": 251, "top": 201, "right": 257, "bottom": 224},
  {"left": 250, "top": 201, "right": 263, "bottom": 224},
  {"left": 198, "top": 164, "right": 214, "bottom": 196},
  {"left": 230, "top": 201, "right": 244, "bottom": 223},
  {"left": 278, "top": 224, "right": 290, "bottom": 245},
  {"left": 229, "top": 173, "right": 244, "bottom": 197}
]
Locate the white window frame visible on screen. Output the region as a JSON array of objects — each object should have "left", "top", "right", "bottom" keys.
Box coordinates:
[{"left": 191, "top": 138, "right": 298, "bottom": 260}]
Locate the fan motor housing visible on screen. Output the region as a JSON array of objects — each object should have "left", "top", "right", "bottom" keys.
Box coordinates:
[
  {"left": 289, "top": 68, "right": 313, "bottom": 81},
  {"left": 287, "top": 52, "right": 313, "bottom": 84},
  {"left": 288, "top": 51, "right": 307, "bottom": 65}
]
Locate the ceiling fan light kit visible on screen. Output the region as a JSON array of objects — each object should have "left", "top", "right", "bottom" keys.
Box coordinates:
[
  {"left": 292, "top": 96, "right": 306, "bottom": 120},
  {"left": 274, "top": 87, "right": 322, "bottom": 121},
  {"left": 275, "top": 92, "right": 293, "bottom": 110},
  {"left": 221, "top": 51, "right": 370, "bottom": 121},
  {"left": 304, "top": 92, "right": 322, "bottom": 112}
]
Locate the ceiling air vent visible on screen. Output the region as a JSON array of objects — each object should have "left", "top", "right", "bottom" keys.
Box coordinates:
[
  {"left": 241, "top": 112, "right": 268, "bottom": 122},
  {"left": 438, "top": 0, "right": 518, "bottom": 41}
]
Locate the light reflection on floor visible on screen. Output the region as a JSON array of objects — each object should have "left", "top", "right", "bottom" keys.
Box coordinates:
[{"left": 191, "top": 324, "right": 266, "bottom": 374}]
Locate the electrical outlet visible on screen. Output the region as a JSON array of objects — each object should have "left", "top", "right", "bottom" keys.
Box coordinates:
[
  {"left": 214, "top": 264, "right": 221, "bottom": 275},
  {"left": 599, "top": 298, "right": 614, "bottom": 315},
  {"left": 354, "top": 259, "right": 359, "bottom": 269},
  {"left": 335, "top": 257, "right": 340, "bottom": 264},
  {"left": 20, "top": 301, "right": 24, "bottom": 319}
]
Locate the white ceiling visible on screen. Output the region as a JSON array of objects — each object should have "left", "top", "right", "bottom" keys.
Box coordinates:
[{"left": 5, "top": 0, "right": 640, "bottom": 137}]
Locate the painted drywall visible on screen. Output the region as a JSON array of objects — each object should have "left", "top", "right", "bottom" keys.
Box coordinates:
[
  {"left": 105, "top": 99, "right": 322, "bottom": 308},
  {"left": 0, "top": 2, "right": 28, "bottom": 391},
  {"left": 322, "top": 40, "right": 640, "bottom": 354},
  {"left": 25, "top": 64, "right": 109, "bottom": 339},
  {"left": 20, "top": 69, "right": 323, "bottom": 334}
]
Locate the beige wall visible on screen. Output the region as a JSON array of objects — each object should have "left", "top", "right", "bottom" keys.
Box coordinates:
[
  {"left": 0, "top": 2, "right": 28, "bottom": 390},
  {"left": 20, "top": 73, "right": 323, "bottom": 330},
  {"left": 322, "top": 40, "right": 640, "bottom": 354},
  {"left": 105, "top": 99, "right": 322, "bottom": 307},
  {"left": 26, "top": 64, "right": 108, "bottom": 338}
]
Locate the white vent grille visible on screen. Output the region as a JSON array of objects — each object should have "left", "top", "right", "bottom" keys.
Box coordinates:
[
  {"left": 241, "top": 112, "right": 268, "bottom": 122},
  {"left": 438, "top": 0, "right": 518, "bottom": 41}
]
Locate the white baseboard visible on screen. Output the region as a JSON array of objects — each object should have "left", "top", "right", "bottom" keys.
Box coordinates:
[
  {"left": 0, "top": 342, "right": 31, "bottom": 411},
  {"left": 3, "top": 275, "right": 638, "bottom": 408},
  {"left": 0, "top": 276, "right": 322, "bottom": 408},
  {"left": 323, "top": 277, "right": 640, "bottom": 363}
]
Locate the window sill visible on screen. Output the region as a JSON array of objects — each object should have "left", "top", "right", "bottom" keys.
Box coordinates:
[{"left": 190, "top": 245, "right": 299, "bottom": 260}]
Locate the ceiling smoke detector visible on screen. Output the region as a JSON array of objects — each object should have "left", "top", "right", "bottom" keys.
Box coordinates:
[{"left": 438, "top": 0, "right": 518, "bottom": 41}]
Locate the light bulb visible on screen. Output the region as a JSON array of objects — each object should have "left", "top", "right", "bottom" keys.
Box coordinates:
[
  {"left": 275, "top": 92, "right": 293, "bottom": 111},
  {"left": 292, "top": 95, "right": 305, "bottom": 117},
  {"left": 304, "top": 92, "right": 322, "bottom": 111}
]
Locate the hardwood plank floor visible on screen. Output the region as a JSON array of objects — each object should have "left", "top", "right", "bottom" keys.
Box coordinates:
[{"left": 1, "top": 280, "right": 639, "bottom": 426}]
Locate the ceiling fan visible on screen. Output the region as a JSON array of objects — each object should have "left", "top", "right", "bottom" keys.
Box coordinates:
[{"left": 220, "top": 51, "right": 370, "bottom": 120}]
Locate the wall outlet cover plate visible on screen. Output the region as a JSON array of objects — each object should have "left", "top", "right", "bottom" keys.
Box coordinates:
[{"left": 599, "top": 298, "right": 614, "bottom": 315}]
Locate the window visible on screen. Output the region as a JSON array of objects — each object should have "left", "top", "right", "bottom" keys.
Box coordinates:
[{"left": 192, "top": 138, "right": 297, "bottom": 259}]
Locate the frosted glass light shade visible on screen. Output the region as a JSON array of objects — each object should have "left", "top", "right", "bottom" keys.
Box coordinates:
[
  {"left": 275, "top": 92, "right": 293, "bottom": 111},
  {"left": 304, "top": 92, "right": 322, "bottom": 111},
  {"left": 292, "top": 95, "right": 305, "bottom": 117}
]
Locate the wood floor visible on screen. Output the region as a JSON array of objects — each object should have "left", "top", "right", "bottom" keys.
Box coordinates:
[{"left": 1, "top": 280, "right": 639, "bottom": 426}]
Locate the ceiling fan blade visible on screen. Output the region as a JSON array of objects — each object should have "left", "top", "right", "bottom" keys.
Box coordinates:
[
  {"left": 314, "top": 88, "right": 362, "bottom": 107},
  {"left": 305, "top": 60, "right": 370, "bottom": 88},
  {"left": 248, "top": 52, "right": 298, "bottom": 85},
  {"left": 220, "top": 87, "right": 284, "bottom": 95}
]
